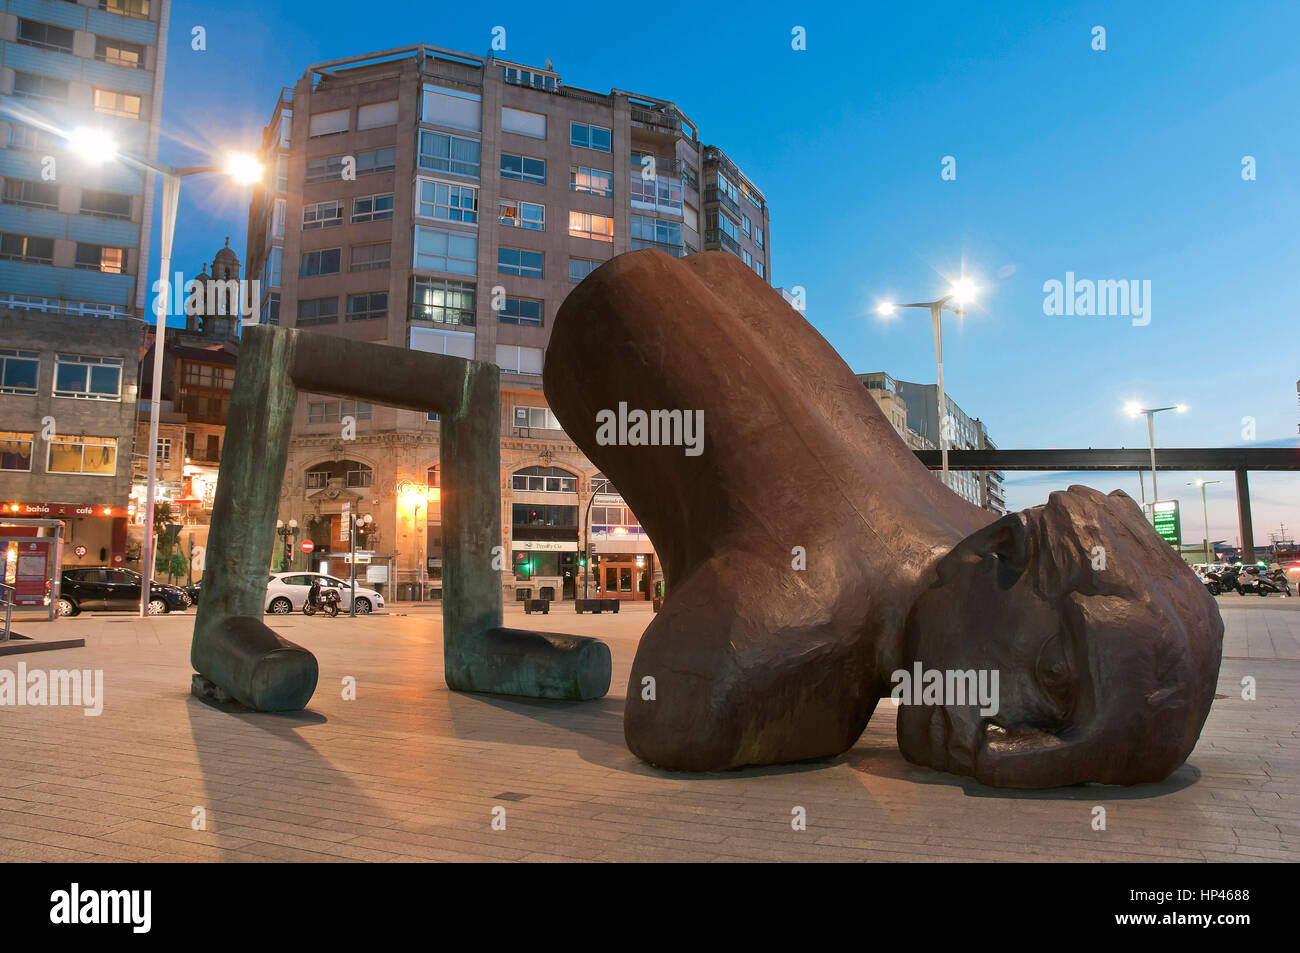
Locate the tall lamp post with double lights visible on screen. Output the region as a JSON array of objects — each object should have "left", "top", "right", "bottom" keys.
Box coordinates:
[
  {"left": 276, "top": 519, "right": 298, "bottom": 571},
  {"left": 876, "top": 277, "right": 979, "bottom": 481},
  {"left": 1188, "top": 480, "right": 1222, "bottom": 566},
  {"left": 66, "top": 129, "right": 264, "bottom": 617},
  {"left": 348, "top": 512, "right": 374, "bottom": 617},
  {"left": 1125, "top": 402, "right": 1187, "bottom": 510}
]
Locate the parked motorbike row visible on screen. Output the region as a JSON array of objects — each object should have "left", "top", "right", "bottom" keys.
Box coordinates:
[{"left": 1200, "top": 565, "right": 1292, "bottom": 597}]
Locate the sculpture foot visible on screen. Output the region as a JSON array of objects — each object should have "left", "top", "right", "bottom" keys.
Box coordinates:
[
  {"left": 191, "top": 615, "right": 318, "bottom": 712},
  {"left": 445, "top": 627, "right": 611, "bottom": 700}
]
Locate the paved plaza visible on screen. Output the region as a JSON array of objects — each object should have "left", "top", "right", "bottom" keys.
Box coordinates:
[{"left": 0, "top": 597, "right": 1295, "bottom": 862}]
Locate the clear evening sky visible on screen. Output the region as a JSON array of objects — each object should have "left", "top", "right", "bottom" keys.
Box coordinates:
[{"left": 151, "top": 0, "right": 1299, "bottom": 547}]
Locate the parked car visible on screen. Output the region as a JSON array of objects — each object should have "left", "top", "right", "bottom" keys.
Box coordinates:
[
  {"left": 265, "top": 572, "right": 384, "bottom": 615},
  {"left": 57, "top": 568, "right": 190, "bottom": 617},
  {"left": 182, "top": 580, "right": 202, "bottom": 606}
]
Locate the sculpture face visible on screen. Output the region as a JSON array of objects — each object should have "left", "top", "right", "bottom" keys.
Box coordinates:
[{"left": 898, "top": 486, "right": 1224, "bottom": 788}]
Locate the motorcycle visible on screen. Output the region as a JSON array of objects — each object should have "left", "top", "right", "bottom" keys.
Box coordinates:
[
  {"left": 1204, "top": 567, "right": 1240, "bottom": 595},
  {"left": 304, "top": 582, "right": 342, "bottom": 617},
  {"left": 1238, "top": 568, "right": 1291, "bottom": 598}
]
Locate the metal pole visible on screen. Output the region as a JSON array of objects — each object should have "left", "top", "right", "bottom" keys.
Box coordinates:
[
  {"left": 583, "top": 489, "right": 597, "bottom": 599},
  {"left": 141, "top": 172, "right": 181, "bottom": 616},
  {"left": 349, "top": 514, "right": 357, "bottom": 617},
  {"left": 1146, "top": 411, "right": 1159, "bottom": 503},
  {"left": 1137, "top": 468, "right": 1146, "bottom": 508},
  {"left": 931, "top": 304, "right": 948, "bottom": 481},
  {"left": 1201, "top": 483, "right": 1211, "bottom": 565}
]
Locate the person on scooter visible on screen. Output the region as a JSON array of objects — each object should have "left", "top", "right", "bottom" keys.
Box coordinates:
[{"left": 308, "top": 576, "right": 322, "bottom": 610}]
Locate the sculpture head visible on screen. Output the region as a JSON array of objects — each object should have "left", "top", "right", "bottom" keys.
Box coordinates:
[{"left": 898, "top": 485, "right": 1223, "bottom": 787}]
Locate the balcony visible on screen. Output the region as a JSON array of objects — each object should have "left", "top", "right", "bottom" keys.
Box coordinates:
[
  {"left": 630, "top": 107, "right": 683, "bottom": 136},
  {"left": 704, "top": 229, "right": 740, "bottom": 256},
  {"left": 703, "top": 188, "right": 740, "bottom": 216}
]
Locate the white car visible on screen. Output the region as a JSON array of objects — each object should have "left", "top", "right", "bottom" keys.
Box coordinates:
[{"left": 265, "top": 572, "right": 385, "bottom": 615}]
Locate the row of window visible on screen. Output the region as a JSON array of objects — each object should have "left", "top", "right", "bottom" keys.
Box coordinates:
[
  {"left": 0, "top": 233, "right": 126, "bottom": 272},
  {"left": 11, "top": 71, "right": 142, "bottom": 119},
  {"left": 296, "top": 292, "right": 388, "bottom": 327},
  {"left": 0, "top": 350, "right": 123, "bottom": 400},
  {"left": 2, "top": 180, "right": 133, "bottom": 219},
  {"left": 0, "top": 432, "right": 117, "bottom": 476},
  {"left": 15, "top": 17, "right": 147, "bottom": 65}
]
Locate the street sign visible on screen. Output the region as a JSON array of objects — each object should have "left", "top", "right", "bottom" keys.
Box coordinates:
[
  {"left": 74, "top": 545, "right": 87, "bottom": 558},
  {"left": 301, "top": 540, "right": 315, "bottom": 553},
  {"left": 343, "top": 553, "right": 371, "bottom": 564},
  {"left": 1151, "top": 500, "right": 1181, "bottom": 547}
]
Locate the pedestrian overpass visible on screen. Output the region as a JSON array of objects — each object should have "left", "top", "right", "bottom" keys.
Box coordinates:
[{"left": 913, "top": 447, "right": 1300, "bottom": 562}]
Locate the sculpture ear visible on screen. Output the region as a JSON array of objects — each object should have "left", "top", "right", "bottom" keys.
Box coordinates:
[{"left": 984, "top": 512, "right": 1032, "bottom": 575}]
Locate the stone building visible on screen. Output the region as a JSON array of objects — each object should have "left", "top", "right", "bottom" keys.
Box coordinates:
[{"left": 243, "top": 43, "right": 772, "bottom": 601}]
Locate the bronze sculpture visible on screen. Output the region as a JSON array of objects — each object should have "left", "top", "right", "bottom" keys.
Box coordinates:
[{"left": 543, "top": 250, "right": 1223, "bottom": 787}]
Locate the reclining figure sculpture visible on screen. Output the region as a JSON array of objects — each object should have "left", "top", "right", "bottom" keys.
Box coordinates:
[{"left": 543, "top": 250, "right": 1223, "bottom": 787}]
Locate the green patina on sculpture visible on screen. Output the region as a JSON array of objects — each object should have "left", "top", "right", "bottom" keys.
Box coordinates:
[{"left": 191, "top": 326, "right": 610, "bottom": 710}]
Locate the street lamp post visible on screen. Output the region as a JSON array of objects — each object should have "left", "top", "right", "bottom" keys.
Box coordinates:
[
  {"left": 876, "top": 278, "right": 978, "bottom": 481},
  {"left": 348, "top": 512, "right": 373, "bottom": 617},
  {"left": 276, "top": 519, "right": 298, "bottom": 570},
  {"left": 1125, "top": 402, "right": 1187, "bottom": 511},
  {"left": 66, "top": 130, "right": 263, "bottom": 616},
  {"left": 1188, "top": 480, "right": 1222, "bottom": 566}
]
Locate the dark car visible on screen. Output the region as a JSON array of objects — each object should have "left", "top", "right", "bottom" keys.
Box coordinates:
[
  {"left": 182, "top": 580, "right": 201, "bottom": 606},
  {"left": 57, "top": 568, "right": 189, "bottom": 617}
]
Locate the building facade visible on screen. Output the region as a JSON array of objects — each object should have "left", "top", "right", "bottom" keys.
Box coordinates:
[{"left": 242, "top": 44, "right": 772, "bottom": 601}]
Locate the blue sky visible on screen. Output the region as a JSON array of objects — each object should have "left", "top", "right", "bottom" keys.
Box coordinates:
[{"left": 152, "top": 0, "right": 1299, "bottom": 546}]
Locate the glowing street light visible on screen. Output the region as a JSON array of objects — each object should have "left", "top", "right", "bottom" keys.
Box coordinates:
[
  {"left": 1126, "top": 402, "right": 1187, "bottom": 508},
  {"left": 874, "top": 277, "right": 980, "bottom": 478}
]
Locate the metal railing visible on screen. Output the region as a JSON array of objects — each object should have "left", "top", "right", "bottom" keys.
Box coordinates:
[
  {"left": 703, "top": 188, "right": 740, "bottom": 216},
  {"left": 1, "top": 582, "right": 14, "bottom": 642},
  {"left": 704, "top": 229, "right": 741, "bottom": 255}
]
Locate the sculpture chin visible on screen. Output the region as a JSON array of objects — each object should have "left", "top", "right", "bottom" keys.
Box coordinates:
[{"left": 897, "top": 485, "right": 1224, "bottom": 788}]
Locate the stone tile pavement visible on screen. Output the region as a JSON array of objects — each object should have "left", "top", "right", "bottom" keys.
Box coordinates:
[{"left": 0, "top": 599, "right": 1295, "bottom": 862}]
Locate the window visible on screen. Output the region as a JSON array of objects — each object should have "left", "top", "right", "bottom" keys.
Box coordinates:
[
  {"left": 261, "top": 291, "right": 281, "bottom": 326},
  {"left": 568, "top": 258, "right": 601, "bottom": 283},
  {"left": 351, "top": 193, "right": 393, "bottom": 223},
  {"left": 299, "top": 248, "right": 341, "bottom": 277},
  {"left": 630, "top": 174, "right": 683, "bottom": 214},
  {"left": 502, "top": 107, "right": 546, "bottom": 139},
  {"left": 297, "top": 297, "right": 339, "bottom": 327},
  {"left": 47, "top": 436, "right": 117, "bottom": 476},
  {"left": 302, "top": 200, "right": 342, "bottom": 229},
  {"left": 0, "top": 234, "right": 54, "bottom": 264},
  {"left": 501, "top": 67, "right": 558, "bottom": 91},
  {"left": 74, "top": 244, "right": 126, "bottom": 274},
  {"left": 569, "top": 211, "right": 614, "bottom": 242},
  {"left": 346, "top": 466, "right": 373, "bottom": 488},
  {"left": 95, "top": 37, "right": 145, "bottom": 68},
  {"left": 80, "top": 189, "right": 132, "bottom": 219},
  {"left": 410, "top": 278, "right": 476, "bottom": 325},
  {"left": 631, "top": 215, "right": 682, "bottom": 253},
  {"left": 743, "top": 185, "right": 763, "bottom": 211},
  {"left": 156, "top": 438, "right": 171, "bottom": 464},
  {"left": 262, "top": 247, "right": 282, "bottom": 288},
  {"left": 6, "top": 125, "right": 60, "bottom": 153},
  {"left": 2, "top": 179, "right": 57, "bottom": 211},
  {"left": 742, "top": 249, "right": 752, "bottom": 267},
  {"left": 355, "top": 146, "right": 396, "bottom": 175},
  {"left": 501, "top": 153, "right": 546, "bottom": 185},
  {"left": 308, "top": 109, "right": 349, "bottom": 138},
  {"left": 307, "top": 401, "right": 372, "bottom": 424},
  {"left": 417, "top": 180, "right": 478, "bottom": 223},
  {"left": 571, "top": 166, "right": 614, "bottom": 196},
  {"left": 0, "top": 350, "right": 39, "bottom": 395},
  {"left": 753, "top": 225, "right": 764, "bottom": 249},
  {"left": 358, "top": 101, "right": 398, "bottom": 130},
  {"left": 498, "top": 247, "right": 543, "bottom": 279},
  {"left": 275, "top": 154, "right": 289, "bottom": 190},
  {"left": 710, "top": 209, "right": 741, "bottom": 242},
  {"left": 269, "top": 198, "right": 286, "bottom": 240},
  {"left": 100, "top": 0, "right": 151, "bottom": 18},
  {"left": 53, "top": 355, "right": 123, "bottom": 400},
  {"left": 181, "top": 363, "right": 235, "bottom": 390},
  {"left": 742, "top": 216, "right": 751, "bottom": 238},
  {"left": 17, "top": 20, "right": 74, "bottom": 53},
  {"left": 497, "top": 296, "right": 543, "bottom": 327},
  {"left": 413, "top": 226, "right": 477, "bottom": 275},
  {"left": 713, "top": 171, "right": 740, "bottom": 205},
  {"left": 305, "top": 471, "right": 328, "bottom": 489},
  {"left": 410, "top": 326, "right": 475, "bottom": 359},
  {"left": 422, "top": 86, "right": 482, "bottom": 131},
  {"left": 349, "top": 242, "right": 391, "bottom": 272},
  {"left": 305, "top": 156, "right": 345, "bottom": 183},
  {"left": 512, "top": 410, "right": 563, "bottom": 434},
  {"left": 418, "top": 131, "right": 481, "bottom": 178},
  {"left": 346, "top": 292, "right": 387, "bottom": 322},
  {"left": 570, "top": 121, "right": 611, "bottom": 152},
  {"left": 12, "top": 72, "right": 68, "bottom": 103},
  {"left": 93, "top": 89, "right": 141, "bottom": 119},
  {"left": 0, "top": 432, "right": 34, "bottom": 472},
  {"left": 499, "top": 199, "right": 544, "bottom": 230},
  {"left": 511, "top": 503, "right": 577, "bottom": 526},
  {"left": 511, "top": 464, "right": 576, "bottom": 490},
  {"left": 755, "top": 261, "right": 765, "bottom": 279},
  {"left": 496, "top": 344, "right": 544, "bottom": 375}
]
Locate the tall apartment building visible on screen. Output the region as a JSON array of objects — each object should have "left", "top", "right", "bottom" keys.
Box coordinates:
[
  {"left": 0, "top": 0, "right": 169, "bottom": 572},
  {"left": 894, "top": 379, "right": 1006, "bottom": 514},
  {"left": 243, "top": 44, "right": 773, "bottom": 602}
]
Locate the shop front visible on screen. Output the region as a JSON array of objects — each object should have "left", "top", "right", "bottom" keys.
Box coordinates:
[
  {"left": 2, "top": 501, "right": 127, "bottom": 570},
  {"left": 588, "top": 495, "right": 658, "bottom": 600}
]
